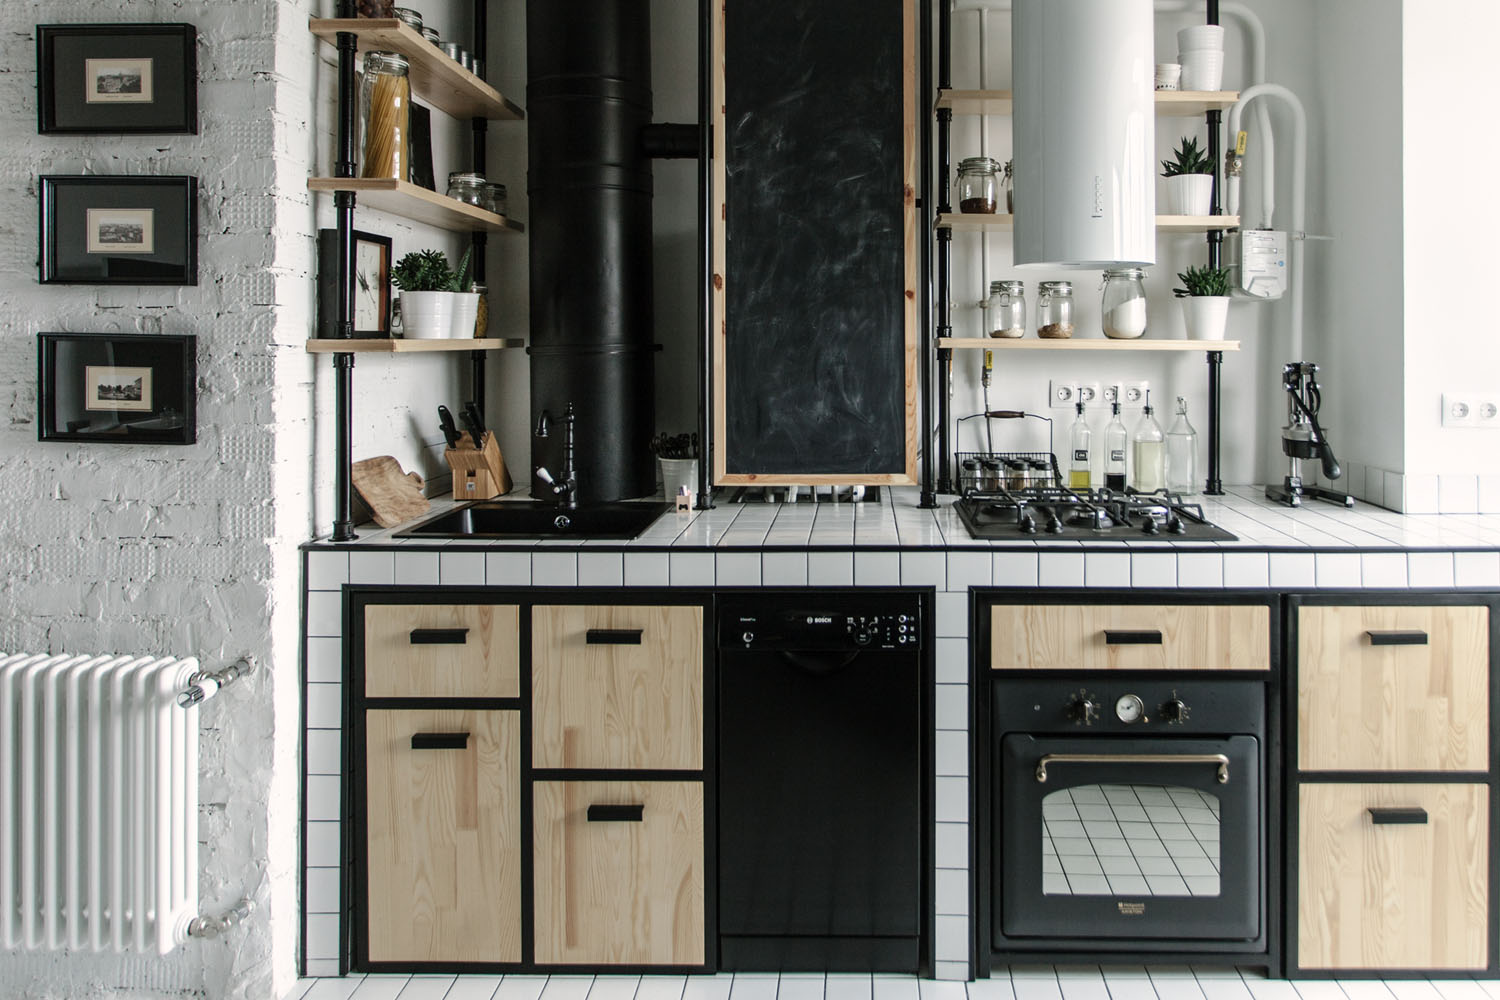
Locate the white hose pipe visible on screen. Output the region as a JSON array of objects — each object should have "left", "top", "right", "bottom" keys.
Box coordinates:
[{"left": 1228, "top": 83, "right": 1307, "bottom": 360}]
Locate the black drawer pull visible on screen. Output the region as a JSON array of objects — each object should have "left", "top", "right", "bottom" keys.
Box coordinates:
[
  {"left": 410, "top": 732, "right": 470, "bottom": 750},
  {"left": 586, "top": 629, "right": 644, "bottom": 645},
  {"left": 409, "top": 628, "right": 469, "bottom": 645},
  {"left": 1366, "top": 630, "right": 1429, "bottom": 646},
  {"left": 587, "top": 804, "right": 645, "bottom": 822},
  {"left": 1104, "top": 630, "right": 1163, "bottom": 645},
  {"left": 1368, "top": 807, "right": 1428, "bottom": 825}
]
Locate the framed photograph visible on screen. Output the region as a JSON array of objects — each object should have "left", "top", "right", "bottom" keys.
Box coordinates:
[
  {"left": 37, "top": 24, "right": 197, "bottom": 134},
  {"left": 40, "top": 175, "right": 197, "bottom": 285},
  {"left": 316, "top": 229, "right": 394, "bottom": 338},
  {"left": 38, "top": 333, "right": 196, "bottom": 445}
]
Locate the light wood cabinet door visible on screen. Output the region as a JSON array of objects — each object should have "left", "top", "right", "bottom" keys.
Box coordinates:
[
  {"left": 533, "top": 780, "right": 705, "bottom": 966},
  {"left": 532, "top": 604, "right": 703, "bottom": 770},
  {"left": 365, "top": 709, "right": 521, "bottom": 963},
  {"left": 1298, "top": 605, "right": 1489, "bottom": 772},
  {"left": 365, "top": 604, "right": 520, "bottom": 698},
  {"left": 989, "top": 603, "right": 1270, "bottom": 671},
  {"left": 1298, "top": 782, "right": 1488, "bottom": 970}
]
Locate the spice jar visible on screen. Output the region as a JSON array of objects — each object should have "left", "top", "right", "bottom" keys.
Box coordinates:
[
  {"left": 471, "top": 284, "right": 489, "bottom": 338},
  {"left": 987, "top": 280, "right": 1025, "bottom": 339},
  {"left": 483, "top": 182, "right": 507, "bottom": 216},
  {"left": 1036, "top": 280, "right": 1075, "bottom": 339},
  {"left": 447, "top": 172, "right": 487, "bottom": 208},
  {"left": 960, "top": 458, "right": 980, "bottom": 491},
  {"left": 957, "top": 157, "right": 1000, "bottom": 214},
  {"left": 360, "top": 52, "right": 410, "bottom": 180},
  {"left": 391, "top": 6, "right": 422, "bottom": 29},
  {"left": 1100, "top": 268, "right": 1148, "bottom": 340},
  {"left": 420, "top": 26, "right": 440, "bottom": 45},
  {"left": 980, "top": 458, "right": 1003, "bottom": 492},
  {"left": 358, "top": 0, "right": 397, "bottom": 17},
  {"left": 1002, "top": 159, "right": 1014, "bottom": 214}
]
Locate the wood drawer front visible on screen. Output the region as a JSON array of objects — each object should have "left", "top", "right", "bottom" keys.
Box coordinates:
[
  {"left": 1298, "top": 605, "right": 1490, "bottom": 772},
  {"left": 365, "top": 709, "right": 521, "bottom": 963},
  {"left": 989, "top": 603, "right": 1270, "bottom": 671},
  {"left": 532, "top": 604, "right": 703, "bottom": 770},
  {"left": 364, "top": 604, "right": 520, "bottom": 698},
  {"left": 1298, "top": 782, "right": 1488, "bottom": 971},
  {"left": 533, "top": 779, "right": 705, "bottom": 966}
]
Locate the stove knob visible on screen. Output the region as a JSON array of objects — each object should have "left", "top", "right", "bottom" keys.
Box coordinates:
[
  {"left": 1045, "top": 514, "right": 1064, "bottom": 534},
  {"left": 1068, "top": 696, "right": 1098, "bottom": 724},
  {"left": 1162, "top": 698, "right": 1188, "bottom": 723},
  {"left": 1020, "top": 513, "right": 1038, "bottom": 534},
  {"left": 1140, "top": 517, "right": 1160, "bottom": 536},
  {"left": 742, "top": 632, "right": 755, "bottom": 644},
  {"left": 1167, "top": 514, "right": 1186, "bottom": 535}
]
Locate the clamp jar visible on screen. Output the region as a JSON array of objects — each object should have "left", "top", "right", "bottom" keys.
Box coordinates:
[
  {"left": 359, "top": 52, "right": 410, "bottom": 180},
  {"left": 1036, "top": 281, "right": 1075, "bottom": 339},
  {"left": 957, "top": 157, "right": 1000, "bottom": 214},
  {"left": 987, "top": 280, "right": 1026, "bottom": 339},
  {"left": 1101, "top": 268, "right": 1148, "bottom": 339}
]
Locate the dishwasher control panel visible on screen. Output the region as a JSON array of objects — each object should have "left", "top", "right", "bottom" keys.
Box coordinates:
[{"left": 720, "top": 597, "right": 923, "bottom": 651}]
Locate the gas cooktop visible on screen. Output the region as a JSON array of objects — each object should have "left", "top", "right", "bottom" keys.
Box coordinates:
[{"left": 954, "top": 487, "right": 1237, "bottom": 542}]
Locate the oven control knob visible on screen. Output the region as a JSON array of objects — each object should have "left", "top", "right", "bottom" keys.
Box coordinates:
[
  {"left": 1162, "top": 698, "right": 1188, "bottom": 723},
  {"left": 853, "top": 630, "right": 872, "bottom": 647},
  {"left": 742, "top": 632, "right": 755, "bottom": 644},
  {"left": 1068, "top": 696, "right": 1098, "bottom": 724},
  {"left": 1115, "top": 694, "right": 1145, "bottom": 723}
]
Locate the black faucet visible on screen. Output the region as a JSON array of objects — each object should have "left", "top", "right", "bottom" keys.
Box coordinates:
[{"left": 533, "top": 403, "right": 579, "bottom": 509}]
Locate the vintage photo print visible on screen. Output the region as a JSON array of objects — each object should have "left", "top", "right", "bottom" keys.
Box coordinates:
[
  {"left": 85, "top": 207, "right": 155, "bottom": 254},
  {"left": 84, "top": 365, "right": 153, "bottom": 412},
  {"left": 85, "top": 57, "right": 154, "bottom": 104}
]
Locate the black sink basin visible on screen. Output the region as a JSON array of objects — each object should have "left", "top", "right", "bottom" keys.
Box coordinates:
[{"left": 394, "top": 500, "right": 671, "bottom": 540}]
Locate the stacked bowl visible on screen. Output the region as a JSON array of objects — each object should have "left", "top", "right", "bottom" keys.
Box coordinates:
[{"left": 1178, "top": 24, "right": 1224, "bottom": 91}]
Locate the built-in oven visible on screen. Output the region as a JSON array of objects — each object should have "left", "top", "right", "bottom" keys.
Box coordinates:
[{"left": 992, "top": 677, "right": 1268, "bottom": 954}]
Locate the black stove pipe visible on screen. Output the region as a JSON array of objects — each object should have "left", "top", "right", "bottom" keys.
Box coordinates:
[{"left": 528, "top": 1, "right": 660, "bottom": 504}]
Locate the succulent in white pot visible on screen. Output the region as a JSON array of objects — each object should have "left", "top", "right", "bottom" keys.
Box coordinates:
[
  {"left": 1174, "top": 264, "right": 1232, "bottom": 340},
  {"left": 1160, "top": 136, "right": 1214, "bottom": 216},
  {"left": 391, "top": 246, "right": 479, "bottom": 339}
]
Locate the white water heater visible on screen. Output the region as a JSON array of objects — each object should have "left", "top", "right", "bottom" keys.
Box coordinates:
[{"left": 1012, "top": 0, "right": 1156, "bottom": 269}]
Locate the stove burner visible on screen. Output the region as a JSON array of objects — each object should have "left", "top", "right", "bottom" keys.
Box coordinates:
[
  {"left": 1066, "top": 505, "right": 1115, "bottom": 530},
  {"left": 954, "top": 486, "right": 1236, "bottom": 542}
]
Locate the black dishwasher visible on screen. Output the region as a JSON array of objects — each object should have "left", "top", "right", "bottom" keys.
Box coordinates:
[{"left": 717, "top": 592, "right": 925, "bottom": 972}]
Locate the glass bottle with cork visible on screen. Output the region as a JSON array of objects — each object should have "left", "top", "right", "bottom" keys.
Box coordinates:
[
  {"left": 1104, "top": 402, "right": 1129, "bottom": 492},
  {"left": 1166, "top": 395, "right": 1199, "bottom": 494},
  {"left": 1068, "top": 402, "right": 1092, "bottom": 490}
]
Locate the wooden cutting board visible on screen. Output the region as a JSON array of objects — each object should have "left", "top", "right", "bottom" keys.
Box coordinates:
[{"left": 352, "top": 456, "right": 431, "bottom": 528}]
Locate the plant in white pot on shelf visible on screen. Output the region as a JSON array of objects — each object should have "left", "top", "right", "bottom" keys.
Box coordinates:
[
  {"left": 1160, "top": 136, "right": 1214, "bottom": 216},
  {"left": 390, "top": 247, "right": 479, "bottom": 339},
  {"left": 651, "top": 431, "right": 699, "bottom": 505},
  {"left": 1174, "top": 264, "right": 1232, "bottom": 341}
]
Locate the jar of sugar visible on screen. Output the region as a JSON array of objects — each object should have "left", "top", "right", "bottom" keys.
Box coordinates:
[{"left": 1100, "top": 268, "right": 1148, "bottom": 339}]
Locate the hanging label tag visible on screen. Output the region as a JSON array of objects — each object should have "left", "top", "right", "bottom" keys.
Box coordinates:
[
  {"left": 1110, "top": 449, "right": 1125, "bottom": 463},
  {"left": 1235, "top": 131, "right": 1249, "bottom": 156},
  {"left": 1073, "top": 450, "right": 1089, "bottom": 463}
]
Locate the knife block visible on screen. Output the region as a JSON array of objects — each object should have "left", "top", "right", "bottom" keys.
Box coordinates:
[{"left": 445, "top": 431, "right": 512, "bottom": 500}]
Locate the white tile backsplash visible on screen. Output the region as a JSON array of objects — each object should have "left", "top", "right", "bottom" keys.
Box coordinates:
[
  {"left": 1268, "top": 553, "right": 1316, "bottom": 589},
  {"left": 1383, "top": 470, "right": 1406, "bottom": 512},
  {"left": 577, "top": 552, "right": 624, "bottom": 587},
  {"left": 935, "top": 684, "right": 968, "bottom": 730},
  {"left": 717, "top": 552, "right": 762, "bottom": 587},
  {"left": 305, "top": 591, "right": 342, "bottom": 637},
  {"left": 669, "top": 552, "right": 714, "bottom": 587},
  {"left": 762, "top": 552, "right": 808, "bottom": 586},
  {"left": 348, "top": 549, "right": 396, "bottom": 585},
  {"left": 945, "top": 552, "right": 991, "bottom": 591},
  {"left": 533, "top": 552, "right": 579, "bottom": 587},
  {"left": 934, "top": 867, "right": 968, "bottom": 916},
  {"left": 304, "top": 821, "right": 341, "bottom": 868},
  {"left": 439, "top": 550, "right": 485, "bottom": 586},
  {"left": 900, "top": 552, "right": 946, "bottom": 589},
  {"left": 1175, "top": 553, "right": 1224, "bottom": 589},
  {"left": 993, "top": 551, "right": 1039, "bottom": 587},
  {"left": 305, "top": 730, "right": 341, "bottom": 776},
  {"left": 1085, "top": 553, "right": 1131, "bottom": 588},
  {"left": 306, "top": 683, "right": 342, "bottom": 730},
  {"left": 304, "top": 636, "right": 341, "bottom": 684},
  {"left": 1438, "top": 475, "right": 1480, "bottom": 515},
  {"left": 305, "top": 552, "right": 348, "bottom": 590},
  {"left": 305, "top": 776, "right": 341, "bottom": 821},
  {"left": 624, "top": 552, "right": 670, "bottom": 587},
  {"left": 485, "top": 551, "right": 533, "bottom": 586},
  {"left": 1131, "top": 553, "right": 1178, "bottom": 588},
  {"left": 393, "top": 550, "right": 440, "bottom": 586},
  {"left": 935, "top": 729, "right": 968, "bottom": 777},
  {"left": 1480, "top": 476, "right": 1500, "bottom": 514},
  {"left": 304, "top": 867, "right": 341, "bottom": 915},
  {"left": 1038, "top": 552, "right": 1085, "bottom": 588},
  {"left": 855, "top": 551, "right": 901, "bottom": 587},
  {"left": 1360, "top": 552, "right": 1408, "bottom": 589},
  {"left": 1405, "top": 474, "right": 1440, "bottom": 515},
  {"left": 1315, "top": 553, "right": 1362, "bottom": 588},
  {"left": 1456, "top": 551, "right": 1500, "bottom": 588},
  {"left": 934, "top": 821, "right": 968, "bottom": 869},
  {"left": 1407, "top": 551, "right": 1456, "bottom": 589},
  {"left": 808, "top": 551, "right": 855, "bottom": 586},
  {"left": 935, "top": 776, "right": 968, "bottom": 823},
  {"left": 935, "top": 637, "right": 969, "bottom": 684},
  {"left": 1222, "top": 552, "right": 1269, "bottom": 589},
  {"left": 936, "top": 593, "right": 968, "bottom": 638}
]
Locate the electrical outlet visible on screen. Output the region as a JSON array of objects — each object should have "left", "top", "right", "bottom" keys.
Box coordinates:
[
  {"left": 1102, "top": 384, "right": 1120, "bottom": 406},
  {"left": 1050, "top": 379, "right": 1079, "bottom": 408},
  {"left": 1476, "top": 395, "right": 1500, "bottom": 429},
  {"left": 1443, "top": 393, "right": 1477, "bottom": 428},
  {"left": 1120, "top": 380, "right": 1151, "bottom": 407},
  {"left": 1076, "top": 381, "right": 1102, "bottom": 407}
]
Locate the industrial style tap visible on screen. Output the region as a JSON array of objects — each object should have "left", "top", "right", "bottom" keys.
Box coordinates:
[{"left": 533, "top": 403, "right": 579, "bottom": 509}]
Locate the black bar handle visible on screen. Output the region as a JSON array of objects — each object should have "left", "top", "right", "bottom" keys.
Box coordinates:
[
  {"left": 410, "top": 628, "right": 470, "bottom": 645},
  {"left": 1104, "top": 630, "right": 1163, "bottom": 646},
  {"left": 1366, "top": 630, "right": 1429, "bottom": 646},
  {"left": 410, "top": 732, "right": 470, "bottom": 750},
  {"left": 586, "top": 629, "right": 644, "bottom": 645},
  {"left": 587, "top": 804, "right": 645, "bottom": 822},
  {"left": 1368, "top": 807, "right": 1428, "bottom": 825}
]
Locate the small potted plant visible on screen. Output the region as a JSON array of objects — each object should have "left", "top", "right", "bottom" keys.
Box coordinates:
[
  {"left": 1160, "top": 136, "right": 1214, "bottom": 216},
  {"left": 650, "top": 431, "right": 699, "bottom": 503},
  {"left": 1173, "top": 264, "right": 1232, "bottom": 340},
  {"left": 390, "top": 246, "right": 478, "bottom": 338}
]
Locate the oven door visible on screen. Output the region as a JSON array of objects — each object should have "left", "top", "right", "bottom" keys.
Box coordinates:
[{"left": 997, "top": 734, "right": 1260, "bottom": 943}]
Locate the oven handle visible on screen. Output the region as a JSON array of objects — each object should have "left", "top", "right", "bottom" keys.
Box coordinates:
[{"left": 1035, "top": 752, "right": 1231, "bottom": 784}]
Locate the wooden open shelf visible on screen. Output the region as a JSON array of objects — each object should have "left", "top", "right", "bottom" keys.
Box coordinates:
[
  {"left": 306, "top": 337, "right": 526, "bottom": 354},
  {"left": 939, "top": 338, "right": 1240, "bottom": 352},
  {"left": 937, "top": 213, "right": 1239, "bottom": 234},
  {"left": 309, "top": 19, "right": 524, "bottom": 121},
  {"left": 307, "top": 178, "right": 525, "bottom": 234},
  {"left": 936, "top": 89, "right": 1240, "bottom": 117}
]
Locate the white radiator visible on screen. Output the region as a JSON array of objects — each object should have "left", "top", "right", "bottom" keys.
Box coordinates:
[{"left": 1, "top": 653, "right": 200, "bottom": 955}]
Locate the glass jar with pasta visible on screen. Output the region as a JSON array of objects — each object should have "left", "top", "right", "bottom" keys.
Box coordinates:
[{"left": 360, "top": 51, "right": 410, "bottom": 180}]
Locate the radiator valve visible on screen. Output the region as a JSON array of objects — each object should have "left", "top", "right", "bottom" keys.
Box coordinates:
[{"left": 188, "top": 898, "right": 255, "bottom": 939}]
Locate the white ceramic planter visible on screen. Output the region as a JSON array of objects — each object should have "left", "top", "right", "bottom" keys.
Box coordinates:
[
  {"left": 659, "top": 457, "right": 698, "bottom": 502},
  {"left": 1165, "top": 174, "right": 1213, "bottom": 216},
  {"left": 1181, "top": 295, "right": 1231, "bottom": 341},
  {"left": 449, "top": 292, "right": 481, "bottom": 339},
  {"left": 399, "top": 291, "right": 456, "bottom": 339}
]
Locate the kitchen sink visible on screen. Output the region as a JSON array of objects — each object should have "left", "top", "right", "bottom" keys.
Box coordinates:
[{"left": 393, "top": 500, "right": 670, "bottom": 540}]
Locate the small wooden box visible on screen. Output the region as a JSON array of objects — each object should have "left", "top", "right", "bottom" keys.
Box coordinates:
[{"left": 445, "top": 431, "right": 512, "bottom": 500}]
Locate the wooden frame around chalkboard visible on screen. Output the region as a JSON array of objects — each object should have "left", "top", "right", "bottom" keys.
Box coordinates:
[{"left": 710, "top": 0, "right": 919, "bottom": 487}]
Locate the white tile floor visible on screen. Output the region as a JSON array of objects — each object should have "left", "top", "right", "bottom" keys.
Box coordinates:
[{"left": 284, "top": 972, "right": 1500, "bottom": 1000}]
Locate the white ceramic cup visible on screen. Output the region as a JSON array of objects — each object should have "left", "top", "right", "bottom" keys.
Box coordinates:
[
  {"left": 1155, "top": 62, "right": 1182, "bottom": 90},
  {"left": 1177, "top": 24, "right": 1225, "bottom": 53},
  {"left": 1180, "top": 49, "right": 1225, "bottom": 91}
]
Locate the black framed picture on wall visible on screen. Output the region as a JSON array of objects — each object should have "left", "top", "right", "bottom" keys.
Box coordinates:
[
  {"left": 38, "top": 332, "right": 197, "bottom": 445},
  {"left": 40, "top": 175, "right": 198, "bottom": 285},
  {"left": 37, "top": 23, "right": 198, "bottom": 135}
]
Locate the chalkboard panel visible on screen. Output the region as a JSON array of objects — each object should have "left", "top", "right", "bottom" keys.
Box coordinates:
[{"left": 713, "top": 0, "right": 916, "bottom": 483}]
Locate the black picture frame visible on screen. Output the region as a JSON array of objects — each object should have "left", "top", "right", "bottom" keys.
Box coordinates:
[
  {"left": 37, "top": 23, "right": 198, "bottom": 135},
  {"left": 316, "top": 229, "right": 394, "bottom": 338},
  {"left": 40, "top": 175, "right": 198, "bottom": 286},
  {"left": 38, "top": 332, "right": 197, "bottom": 445}
]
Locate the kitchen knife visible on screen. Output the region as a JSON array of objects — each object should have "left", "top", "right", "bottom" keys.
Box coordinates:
[
  {"left": 437, "top": 405, "right": 461, "bottom": 449},
  {"left": 460, "top": 401, "right": 487, "bottom": 445}
]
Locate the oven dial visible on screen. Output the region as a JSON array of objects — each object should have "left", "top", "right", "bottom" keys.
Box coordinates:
[
  {"left": 1162, "top": 698, "right": 1188, "bottom": 723},
  {"left": 1068, "top": 694, "right": 1099, "bottom": 724},
  {"left": 1115, "top": 694, "right": 1145, "bottom": 723}
]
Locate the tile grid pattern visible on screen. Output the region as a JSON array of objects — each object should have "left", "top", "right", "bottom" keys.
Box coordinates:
[{"left": 1042, "top": 784, "right": 1221, "bottom": 898}]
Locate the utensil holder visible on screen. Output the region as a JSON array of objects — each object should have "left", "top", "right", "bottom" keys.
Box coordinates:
[{"left": 444, "top": 431, "right": 512, "bottom": 500}]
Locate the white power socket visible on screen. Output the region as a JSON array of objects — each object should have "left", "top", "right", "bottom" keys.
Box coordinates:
[
  {"left": 1059, "top": 379, "right": 1149, "bottom": 410},
  {"left": 1443, "top": 392, "right": 1500, "bottom": 429},
  {"left": 1050, "top": 380, "right": 1078, "bottom": 408},
  {"left": 1108, "top": 380, "right": 1151, "bottom": 408}
]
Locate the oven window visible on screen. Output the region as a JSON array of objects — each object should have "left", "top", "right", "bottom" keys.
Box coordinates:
[{"left": 1041, "top": 783, "right": 1220, "bottom": 897}]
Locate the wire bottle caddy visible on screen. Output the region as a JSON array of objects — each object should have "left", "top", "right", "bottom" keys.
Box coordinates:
[{"left": 955, "top": 451, "right": 1061, "bottom": 495}]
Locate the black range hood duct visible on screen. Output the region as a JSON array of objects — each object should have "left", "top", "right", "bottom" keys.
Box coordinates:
[{"left": 528, "top": 0, "right": 692, "bottom": 504}]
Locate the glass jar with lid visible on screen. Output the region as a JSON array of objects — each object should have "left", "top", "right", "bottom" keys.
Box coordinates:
[
  {"left": 1100, "top": 268, "right": 1148, "bottom": 339},
  {"left": 447, "top": 172, "right": 488, "bottom": 208},
  {"left": 360, "top": 52, "right": 410, "bottom": 180},
  {"left": 391, "top": 6, "right": 422, "bottom": 30},
  {"left": 358, "top": 0, "right": 398, "bottom": 17},
  {"left": 483, "top": 182, "right": 507, "bottom": 216},
  {"left": 1002, "top": 159, "right": 1014, "bottom": 213},
  {"left": 420, "top": 26, "right": 440, "bottom": 45},
  {"left": 957, "top": 157, "right": 1000, "bottom": 214},
  {"left": 1036, "top": 280, "right": 1075, "bottom": 339},
  {"left": 987, "top": 280, "right": 1025, "bottom": 339}
]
